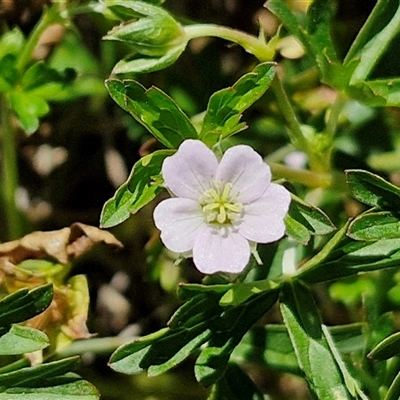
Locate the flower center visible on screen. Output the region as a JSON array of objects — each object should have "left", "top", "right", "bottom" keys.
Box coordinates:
[{"left": 199, "top": 181, "right": 243, "bottom": 224}]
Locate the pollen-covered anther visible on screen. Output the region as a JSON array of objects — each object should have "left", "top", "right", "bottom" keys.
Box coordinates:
[{"left": 200, "top": 182, "right": 243, "bottom": 224}]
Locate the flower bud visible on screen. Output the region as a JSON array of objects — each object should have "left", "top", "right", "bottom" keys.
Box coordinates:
[{"left": 104, "top": 1, "right": 186, "bottom": 57}]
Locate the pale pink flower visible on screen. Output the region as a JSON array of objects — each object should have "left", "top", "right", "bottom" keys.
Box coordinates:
[{"left": 153, "top": 140, "right": 291, "bottom": 274}]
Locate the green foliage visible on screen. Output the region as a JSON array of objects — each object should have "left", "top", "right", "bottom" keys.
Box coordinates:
[
  {"left": 285, "top": 194, "right": 336, "bottom": 245},
  {"left": 0, "top": 28, "right": 76, "bottom": 133},
  {"left": 199, "top": 62, "right": 276, "bottom": 146},
  {"left": 100, "top": 149, "right": 174, "bottom": 228},
  {"left": 106, "top": 79, "right": 198, "bottom": 148},
  {"left": 0, "top": 285, "right": 98, "bottom": 399}
]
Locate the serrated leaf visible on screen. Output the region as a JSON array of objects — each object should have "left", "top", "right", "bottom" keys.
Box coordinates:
[
  {"left": 106, "top": 79, "right": 197, "bottom": 148},
  {"left": 346, "top": 169, "right": 400, "bottom": 210},
  {"left": 0, "top": 284, "right": 53, "bottom": 329},
  {"left": 348, "top": 211, "right": 400, "bottom": 241},
  {"left": 285, "top": 194, "right": 336, "bottom": 245},
  {"left": 100, "top": 149, "right": 173, "bottom": 228},
  {"left": 199, "top": 62, "right": 276, "bottom": 146},
  {"left": 0, "top": 325, "right": 48, "bottom": 355},
  {"left": 280, "top": 281, "right": 352, "bottom": 400}
]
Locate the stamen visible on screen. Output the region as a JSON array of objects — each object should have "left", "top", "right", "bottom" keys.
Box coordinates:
[{"left": 199, "top": 181, "right": 243, "bottom": 225}]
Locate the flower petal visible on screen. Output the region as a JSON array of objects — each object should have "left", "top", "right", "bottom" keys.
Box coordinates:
[
  {"left": 193, "top": 225, "right": 250, "bottom": 274},
  {"left": 215, "top": 145, "right": 271, "bottom": 203},
  {"left": 239, "top": 183, "right": 291, "bottom": 243},
  {"left": 153, "top": 198, "right": 204, "bottom": 253},
  {"left": 162, "top": 140, "right": 218, "bottom": 199}
]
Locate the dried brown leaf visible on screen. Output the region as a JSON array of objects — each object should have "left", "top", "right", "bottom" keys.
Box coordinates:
[{"left": 0, "top": 223, "right": 123, "bottom": 265}]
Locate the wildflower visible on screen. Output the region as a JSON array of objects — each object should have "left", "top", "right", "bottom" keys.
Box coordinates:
[{"left": 153, "top": 140, "right": 291, "bottom": 274}]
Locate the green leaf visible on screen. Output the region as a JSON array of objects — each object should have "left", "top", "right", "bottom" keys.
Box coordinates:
[
  {"left": 368, "top": 331, "right": 400, "bottom": 360},
  {"left": 322, "top": 325, "right": 368, "bottom": 399},
  {"left": 0, "top": 28, "right": 25, "bottom": 59},
  {"left": 349, "top": 1, "right": 400, "bottom": 84},
  {"left": 106, "top": 79, "right": 198, "bottom": 148},
  {"left": 219, "top": 280, "right": 279, "bottom": 306},
  {"left": 0, "top": 357, "right": 79, "bottom": 388},
  {"left": 346, "top": 169, "right": 400, "bottom": 210},
  {"left": 280, "top": 281, "right": 353, "bottom": 400},
  {"left": 231, "top": 323, "right": 365, "bottom": 376},
  {"left": 0, "top": 375, "right": 99, "bottom": 399},
  {"left": 305, "top": 0, "right": 347, "bottom": 86},
  {"left": 0, "top": 284, "right": 53, "bottom": 330},
  {"left": 194, "top": 289, "right": 279, "bottom": 386},
  {"left": 266, "top": 0, "right": 349, "bottom": 87},
  {"left": 199, "top": 62, "right": 276, "bottom": 146},
  {"left": 0, "top": 325, "right": 49, "bottom": 355},
  {"left": 348, "top": 211, "right": 400, "bottom": 241},
  {"left": 300, "top": 236, "right": 400, "bottom": 283},
  {"left": 351, "top": 78, "right": 400, "bottom": 107},
  {"left": 112, "top": 43, "right": 186, "bottom": 74},
  {"left": 385, "top": 371, "right": 400, "bottom": 400},
  {"left": 9, "top": 91, "right": 49, "bottom": 134},
  {"left": 285, "top": 194, "right": 336, "bottom": 245},
  {"left": 110, "top": 288, "right": 279, "bottom": 384},
  {"left": 208, "top": 363, "right": 263, "bottom": 400},
  {"left": 100, "top": 149, "right": 173, "bottom": 228},
  {"left": 344, "top": 0, "right": 396, "bottom": 64},
  {"left": 21, "top": 62, "right": 75, "bottom": 93}
]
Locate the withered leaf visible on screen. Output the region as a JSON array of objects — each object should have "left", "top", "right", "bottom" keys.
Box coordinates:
[{"left": 0, "top": 222, "right": 123, "bottom": 265}]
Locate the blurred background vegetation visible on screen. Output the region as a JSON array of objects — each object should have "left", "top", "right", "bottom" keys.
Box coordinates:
[{"left": 2, "top": 0, "right": 398, "bottom": 398}]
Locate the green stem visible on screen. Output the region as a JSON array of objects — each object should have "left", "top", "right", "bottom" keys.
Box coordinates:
[
  {"left": 270, "top": 76, "right": 309, "bottom": 152},
  {"left": 269, "top": 162, "right": 331, "bottom": 188},
  {"left": 1, "top": 96, "right": 22, "bottom": 240},
  {"left": 184, "top": 24, "right": 275, "bottom": 62},
  {"left": 54, "top": 336, "right": 129, "bottom": 359},
  {"left": 326, "top": 93, "right": 346, "bottom": 140},
  {"left": 16, "top": 4, "right": 63, "bottom": 72}
]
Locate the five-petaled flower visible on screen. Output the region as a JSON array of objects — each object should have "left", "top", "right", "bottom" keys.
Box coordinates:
[{"left": 153, "top": 139, "right": 291, "bottom": 274}]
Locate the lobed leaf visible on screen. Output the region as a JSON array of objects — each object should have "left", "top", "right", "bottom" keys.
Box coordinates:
[
  {"left": 100, "top": 149, "right": 173, "bottom": 228},
  {"left": 106, "top": 79, "right": 197, "bottom": 148},
  {"left": 199, "top": 62, "right": 276, "bottom": 146}
]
